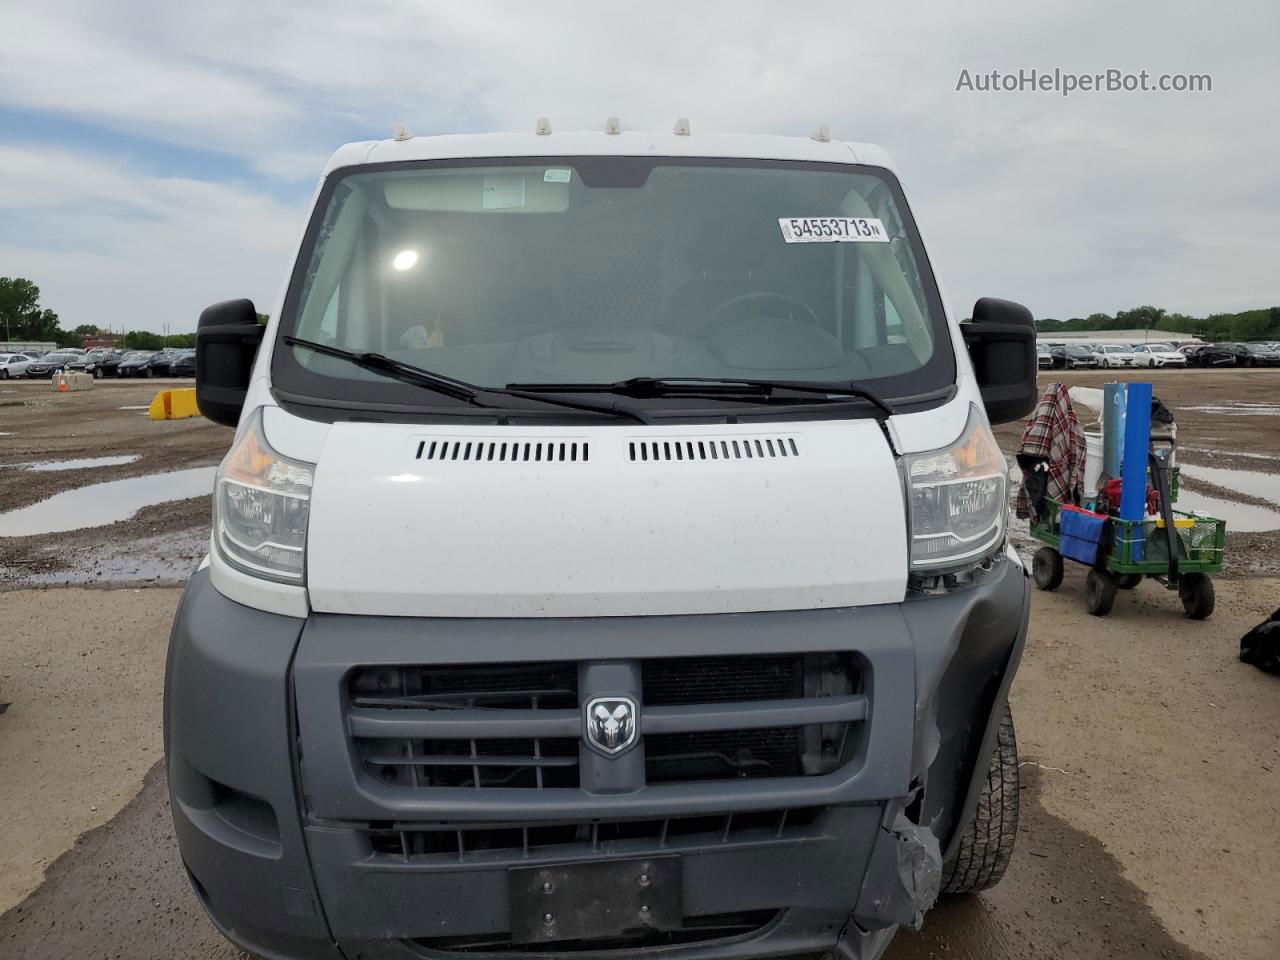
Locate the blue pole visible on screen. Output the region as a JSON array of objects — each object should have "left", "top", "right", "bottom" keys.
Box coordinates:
[{"left": 1120, "top": 382, "right": 1153, "bottom": 561}]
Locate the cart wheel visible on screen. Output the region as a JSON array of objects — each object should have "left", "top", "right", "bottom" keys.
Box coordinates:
[
  {"left": 1032, "top": 548, "right": 1064, "bottom": 591},
  {"left": 1179, "top": 574, "right": 1215, "bottom": 620},
  {"left": 1117, "top": 573, "right": 1143, "bottom": 590},
  {"left": 1086, "top": 569, "right": 1118, "bottom": 616}
]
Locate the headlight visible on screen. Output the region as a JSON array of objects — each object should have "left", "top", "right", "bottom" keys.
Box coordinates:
[
  {"left": 904, "top": 405, "right": 1007, "bottom": 572},
  {"left": 214, "top": 408, "right": 313, "bottom": 584}
]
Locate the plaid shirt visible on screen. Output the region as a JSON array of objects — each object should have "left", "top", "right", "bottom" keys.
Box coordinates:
[{"left": 1015, "top": 383, "right": 1087, "bottom": 519}]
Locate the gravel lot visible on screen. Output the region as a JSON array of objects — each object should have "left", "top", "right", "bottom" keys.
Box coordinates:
[{"left": 0, "top": 371, "right": 1277, "bottom": 960}]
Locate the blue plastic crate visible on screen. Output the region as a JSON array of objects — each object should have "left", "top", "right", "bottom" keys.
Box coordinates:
[{"left": 1058, "top": 505, "right": 1107, "bottom": 566}]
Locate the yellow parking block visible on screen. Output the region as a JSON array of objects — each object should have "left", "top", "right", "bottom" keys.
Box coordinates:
[{"left": 148, "top": 388, "right": 201, "bottom": 420}]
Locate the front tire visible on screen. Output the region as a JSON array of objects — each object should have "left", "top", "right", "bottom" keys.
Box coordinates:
[
  {"left": 1179, "top": 574, "right": 1215, "bottom": 620},
  {"left": 1032, "top": 547, "right": 1064, "bottom": 590},
  {"left": 1086, "top": 569, "right": 1118, "bottom": 616},
  {"left": 941, "top": 708, "right": 1019, "bottom": 894},
  {"left": 93, "top": 366, "right": 103, "bottom": 379}
]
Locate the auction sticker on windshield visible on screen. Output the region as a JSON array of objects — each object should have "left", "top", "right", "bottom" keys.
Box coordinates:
[{"left": 778, "top": 217, "right": 889, "bottom": 243}]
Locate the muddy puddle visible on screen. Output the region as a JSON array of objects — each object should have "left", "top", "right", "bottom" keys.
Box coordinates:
[
  {"left": 1180, "top": 463, "right": 1280, "bottom": 505},
  {"left": 6, "top": 454, "right": 141, "bottom": 472},
  {"left": 1183, "top": 446, "right": 1280, "bottom": 463},
  {"left": 1181, "top": 402, "right": 1280, "bottom": 416},
  {"left": 0, "top": 466, "right": 216, "bottom": 537},
  {"left": 1175, "top": 490, "right": 1280, "bottom": 532}
]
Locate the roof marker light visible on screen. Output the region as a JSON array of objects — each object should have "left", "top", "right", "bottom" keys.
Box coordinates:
[
  {"left": 605, "top": 116, "right": 621, "bottom": 135},
  {"left": 535, "top": 117, "right": 552, "bottom": 135},
  {"left": 392, "top": 122, "right": 412, "bottom": 142},
  {"left": 812, "top": 125, "right": 831, "bottom": 143},
  {"left": 673, "top": 117, "right": 691, "bottom": 136}
]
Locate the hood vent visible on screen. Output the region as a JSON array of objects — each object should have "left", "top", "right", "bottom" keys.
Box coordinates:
[
  {"left": 415, "top": 439, "right": 589, "bottom": 463},
  {"left": 629, "top": 436, "right": 800, "bottom": 463}
]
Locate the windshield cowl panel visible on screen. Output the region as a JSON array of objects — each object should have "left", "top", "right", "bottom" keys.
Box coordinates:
[{"left": 272, "top": 156, "right": 955, "bottom": 420}]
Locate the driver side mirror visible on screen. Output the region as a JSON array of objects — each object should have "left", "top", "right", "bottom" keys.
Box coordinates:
[
  {"left": 961, "top": 298, "right": 1038, "bottom": 424},
  {"left": 196, "top": 299, "right": 265, "bottom": 427}
]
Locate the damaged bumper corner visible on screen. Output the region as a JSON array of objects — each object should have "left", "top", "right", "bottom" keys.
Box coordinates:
[{"left": 851, "top": 811, "right": 943, "bottom": 933}]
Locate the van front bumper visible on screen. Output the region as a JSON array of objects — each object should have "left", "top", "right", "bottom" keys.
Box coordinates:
[{"left": 165, "top": 555, "right": 1028, "bottom": 960}]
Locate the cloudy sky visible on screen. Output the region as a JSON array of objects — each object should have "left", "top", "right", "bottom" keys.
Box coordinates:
[{"left": 1, "top": 0, "right": 1276, "bottom": 333}]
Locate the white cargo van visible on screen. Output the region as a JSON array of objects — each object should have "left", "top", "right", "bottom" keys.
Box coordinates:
[{"left": 165, "top": 126, "right": 1038, "bottom": 960}]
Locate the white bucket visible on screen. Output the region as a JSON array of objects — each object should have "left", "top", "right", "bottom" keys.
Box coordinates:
[{"left": 1084, "top": 431, "right": 1104, "bottom": 499}]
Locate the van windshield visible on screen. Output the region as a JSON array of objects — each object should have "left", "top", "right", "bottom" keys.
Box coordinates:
[{"left": 274, "top": 158, "right": 954, "bottom": 416}]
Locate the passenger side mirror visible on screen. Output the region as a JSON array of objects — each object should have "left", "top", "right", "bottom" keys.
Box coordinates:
[
  {"left": 196, "top": 299, "right": 265, "bottom": 427},
  {"left": 961, "top": 298, "right": 1038, "bottom": 425}
]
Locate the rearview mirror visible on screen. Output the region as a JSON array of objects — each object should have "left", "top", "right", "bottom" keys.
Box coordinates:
[
  {"left": 195, "top": 299, "right": 265, "bottom": 427},
  {"left": 961, "top": 298, "right": 1038, "bottom": 424}
]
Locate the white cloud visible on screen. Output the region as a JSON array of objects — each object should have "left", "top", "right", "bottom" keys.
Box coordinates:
[
  {"left": 0, "top": 0, "right": 1277, "bottom": 329},
  {"left": 0, "top": 145, "right": 303, "bottom": 333}
]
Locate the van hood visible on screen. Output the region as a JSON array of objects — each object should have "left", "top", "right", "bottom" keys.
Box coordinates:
[{"left": 302, "top": 419, "right": 908, "bottom": 617}]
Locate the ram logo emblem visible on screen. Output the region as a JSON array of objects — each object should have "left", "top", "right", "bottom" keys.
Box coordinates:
[{"left": 585, "top": 697, "right": 638, "bottom": 755}]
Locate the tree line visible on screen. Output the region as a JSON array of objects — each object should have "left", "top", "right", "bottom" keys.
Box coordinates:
[
  {"left": 1, "top": 276, "right": 201, "bottom": 349},
  {"left": 1035, "top": 304, "right": 1280, "bottom": 342}
]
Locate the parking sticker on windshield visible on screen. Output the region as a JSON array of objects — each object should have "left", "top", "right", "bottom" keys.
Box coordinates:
[
  {"left": 482, "top": 175, "right": 526, "bottom": 210},
  {"left": 778, "top": 217, "right": 890, "bottom": 243}
]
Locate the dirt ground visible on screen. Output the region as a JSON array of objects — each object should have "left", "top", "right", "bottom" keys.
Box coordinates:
[
  {"left": 0, "top": 379, "right": 231, "bottom": 587},
  {"left": 0, "top": 588, "right": 180, "bottom": 911},
  {"left": 0, "top": 369, "right": 1278, "bottom": 959}
]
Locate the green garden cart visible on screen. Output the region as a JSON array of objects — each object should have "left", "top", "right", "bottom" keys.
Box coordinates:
[{"left": 1027, "top": 451, "right": 1224, "bottom": 619}]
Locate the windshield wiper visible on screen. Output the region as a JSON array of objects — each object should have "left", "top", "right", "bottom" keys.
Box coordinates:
[
  {"left": 284, "top": 336, "right": 482, "bottom": 402},
  {"left": 283, "top": 336, "right": 650, "bottom": 423},
  {"left": 507, "top": 376, "right": 897, "bottom": 419}
]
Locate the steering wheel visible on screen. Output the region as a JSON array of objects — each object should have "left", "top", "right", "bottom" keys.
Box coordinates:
[{"left": 705, "top": 291, "right": 822, "bottom": 332}]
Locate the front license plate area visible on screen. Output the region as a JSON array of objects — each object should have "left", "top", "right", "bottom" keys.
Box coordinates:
[{"left": 509, "top": 856, "right": 681, "bottom": 944}]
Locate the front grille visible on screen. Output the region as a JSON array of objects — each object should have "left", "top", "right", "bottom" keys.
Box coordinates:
[
  {"left": 643, "top": 654, "right": 804, "bottom": 705},
  {"left": 350, "top": 663, "right": 581, "bottom": 789},
  {"left": 368, "top": 807, "right": 822, "bottom": 863},
  {"left": 347, "top": 654, "right": 865, "bottom": 792}
]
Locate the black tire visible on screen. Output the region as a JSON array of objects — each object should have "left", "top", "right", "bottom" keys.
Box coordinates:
[
  {"left": 143, "top": 366, "right": 154, "bottom": 378},
  {"left": 941, "top": 708, "right": 1019, "bottom": 894},
  {"left": 1117, "top": 573, "right": 1143, "bottom": 589},
  {"left": 1179, "top": 573, "right": 1215, "bottom": 620},
  {"left": 1032, "top": 547, "right": 1064, "bottom": 591},
  {"left": 0, "top": 369, "right": 7, "bottom": 380},
  {"left": 93, "top": 366, "right": 102, "bottom": 379},
  {"left": 1086, "top": 569, "right": 1117, "bottom": 616}
]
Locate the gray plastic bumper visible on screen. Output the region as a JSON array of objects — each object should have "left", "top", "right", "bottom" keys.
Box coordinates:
[{"left": 166, "top": 556, "right": 1028, "bottom": 960}]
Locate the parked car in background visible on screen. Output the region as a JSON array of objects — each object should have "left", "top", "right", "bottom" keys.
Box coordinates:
[
  {"left": 115, "top": 350, "right": 158, "bottom": 377},
  {"left": 1241, "top": 342, "right": 1280, "bottom": 367},
  {"left": 1051, "top": 344, "right": 1099, "bottom": 369},
  {"left": 24, "top": 350, "right": 85, "bottom": 377},
  {"left": 1093, "top": 344, "right": 1137, "bottom": 368},
  {"left": 145, "top": 348, "right": 186, "bottom": 376},
  {"left": 1178, "top": 343, "right": 1207, "bottom": 366},
  {"left": 170, "top": 349, "right": 196, "bottom": 377},
  {"left": 66, "top": 348, "right": 123, "bottom": 378},
  {"left": 0, "top": 353, "right": 33, "bottom": 378},
  {"left": 1192, "top": 342, "right": 1250, "bottom": 368},
  {"left": 1130, "top": 343, "right": 1187, "bottom": 368},
  {"left": 1036, "top": 343, "right": 1053, "bottom": 369}
]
